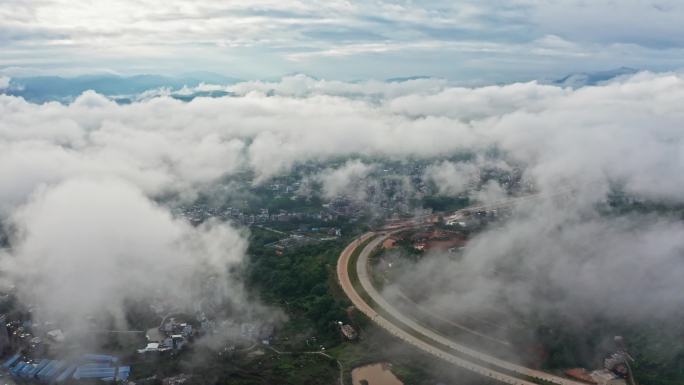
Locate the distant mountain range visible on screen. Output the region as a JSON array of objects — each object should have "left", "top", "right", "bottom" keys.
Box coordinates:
[
  {"left": 550, "top": 67, "right": 639, "bottom": 88},
  {"left": 3, "top": 72, "right": 241, "bottom": 103},
  {"left": 1, "top": 68, "right": 641, "bottom": 103}
]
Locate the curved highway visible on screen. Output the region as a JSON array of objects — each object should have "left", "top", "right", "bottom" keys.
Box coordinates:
[{"left": 337, "top": 228, "right": 585, "bottom": 385}]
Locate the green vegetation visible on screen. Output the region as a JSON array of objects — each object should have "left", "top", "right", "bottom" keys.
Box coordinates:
[
  {"left": 327, "top": 322, "right": 500, "bottom": 385},
  {"left": 160, "top": 348, "right": 338, "bottom": 385},
  {"left": 247, "top": 221, "right": 684, "bottom": 385},
  {"left": 245, "top": 232, "right": 498, "bottom": 385},
  {"left": 249, "top": 226, "right": 284, "bottom": 246},
  {"left": 247, "top": 237, "right": 351, "bottom": 346},
  {"left": 523, "top": 316, "right": 684, "bottom": 385},
  {"left": 610, "top": 321, "right": 684, "bottom": 385}
]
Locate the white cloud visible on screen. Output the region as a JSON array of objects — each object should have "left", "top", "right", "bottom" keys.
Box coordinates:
[
  {"left": 1, "top": 178, "right": 259, "bottom": 342},
  {"left": 469, "top": 179, "right": 507, "bottom": 205},
  {"left": 314, "top": 159, "right": 375, "bottom": 200},
  {"left": 2, "top": 72, "right": 684, "bottom": 343},
  {"left": 424, "top": 161, "right": 480, "bottom": 196},
  {"left": 2, "top": 72, "right": 684, "bottom": 204},
  {"left": 227, "top": 74, "right": 449, "bottom": 99},
  {"left": 0, "top": 76, "right": 9, "bottom": 90},
  {"left": 388, "top": 203, "right": 684, "bottom": 328},
  {"left": 3, "top": 1, "right": 684, "bottom": 78}
]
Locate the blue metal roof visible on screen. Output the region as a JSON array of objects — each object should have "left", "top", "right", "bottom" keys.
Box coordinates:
[
  {"left": 116, "top": 366, "right": 131, "bottom": 381},
  {"left": 2, "top": 353, "right": 123, "bottom": 383},
  {"left": 77, "top": 363, "right": 111, "bottom": 370},
  {"left": 76, "top": 368, "right": 116, "bottom": 374},
  {"left": 31, "top": 359, "right": 50, "bottom": 376},
  {"left": 20, "top": 362, "right": 36, "bottom": 377},
  {"left": 26, "top": 359, "right": 49, "bottom": 378},
  {"left": 10, "top": 361, "right": 27, "bottom": 376},
  {"left": 73, "top": 367, "right": 116, "bottom": 379},
  {"left": 81, "top": 354, "right": 118, "bottom": 363},
  {"left": 2, "top": 353, "right": 21, "bottom": 369},
  {"left": 54, "top": 365, "right": 76, "bottom": 383},
  {"left": 76, "top": 367, "right": 116, "bottom": 373},
  {"left": 36, "top": 360, "right": 57, "bottom": 379},
  {"left": 37, "top": 360, "right": 65, "bottom": 381},
  {"left": 36, "top": 361, "right": 53, "bottom": 379}
]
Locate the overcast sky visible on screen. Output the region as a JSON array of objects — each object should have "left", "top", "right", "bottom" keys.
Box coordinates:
[{"left": 2, "top": 0, "right": 684, "bottom": 80}]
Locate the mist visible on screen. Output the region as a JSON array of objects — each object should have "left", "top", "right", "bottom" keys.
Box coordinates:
[{"left": 1, "top": 71, "right": 684, "bottom": 358}]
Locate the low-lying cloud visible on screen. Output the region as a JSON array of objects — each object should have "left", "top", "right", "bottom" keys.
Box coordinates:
[
  {"left": 1, "top": 71, "right": 684, "bottom": 351},
  {"left": 3, "top": 72, "right": 684, "bottom": 199},
  {"left": 313, "top": 159, "right": 376, "bottom": 200},
  {"left": 0, "top": 178, "right": 258, "bottom": 341}
]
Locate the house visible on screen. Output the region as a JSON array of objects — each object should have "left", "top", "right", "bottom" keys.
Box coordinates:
[
  {"left": 590, "top": 370, "right": 627, "bottom": 385},
  {"left": 340, "top": 324, "right": 357, "bottom": 340},
  {"left": 138, "top": 342, "right": 160, "bottom": 353}
]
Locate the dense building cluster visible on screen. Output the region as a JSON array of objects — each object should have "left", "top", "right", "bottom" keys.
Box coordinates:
[
  {"left": 2, "top": 353, "right": 130, "bottom": 383},
  {"left": 138, "top": 317, "right": 193, "bottom": 354}
]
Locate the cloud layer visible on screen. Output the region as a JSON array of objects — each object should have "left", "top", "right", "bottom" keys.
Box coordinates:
[
  {"left": 3, "top": 72, "right": 684, "bottom": 201},
  {"left": 1, "top": 71, "right": 684, "bottom": 349},
  {"left": 2, "top": 179, "right": 249, "bottom": 334}
]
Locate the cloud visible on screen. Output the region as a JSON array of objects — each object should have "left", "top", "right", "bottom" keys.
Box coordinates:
[
  {"left": 313, "top": 159, "right": 376, "bottom": 200},
  {"left": 227, "top": 74, "right": 449, "bottom": 99},
  {"left": 0, "top": 91, "right": 248, "bottom": 211},
  {"left": 388, "top": 201, "right": 684, "bottom": 328},
  {"left": 3, "top": 1, "right": 684, "bottom": 79},
  {"left": 0, "top": 76, "right": 9, "bottom": 90},
  {"left": 1, "top": 178, "right": 257, "bottom": 343},
  {"left": 2, "top": 72, "right": 684, "bottom": 202},
  {"left": 387, "top": 81, "right": 569, "bottom": 120},
  {"left": 424, "top": 161, "right": 480, "bottom": 196},
  {"left": 469, "top": 179, "right": 507, "bottom": 205},
  {"left": 423, "top": 156, "right": 515, "bottom": 201},
  {"left": 2, "top": 72, "right": 684, "bottom": 352},
  {"left": 527, "top": 1, "right": 684, "bottom": 49}
]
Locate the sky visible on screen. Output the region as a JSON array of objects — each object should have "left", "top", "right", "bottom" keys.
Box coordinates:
[{"left": 2, "top": 0, "right": 684, "bottom": 81}]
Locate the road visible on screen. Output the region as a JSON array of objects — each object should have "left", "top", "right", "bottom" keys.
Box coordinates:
[
  {"left": 393, "top": 289, "right": 512, "bottom": 347},
  {"left": 337, "top": 225, "right": 586, "bottom": 385},
  {"left": 337, "top": 233, "right": 537, "bottom": 385}
]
